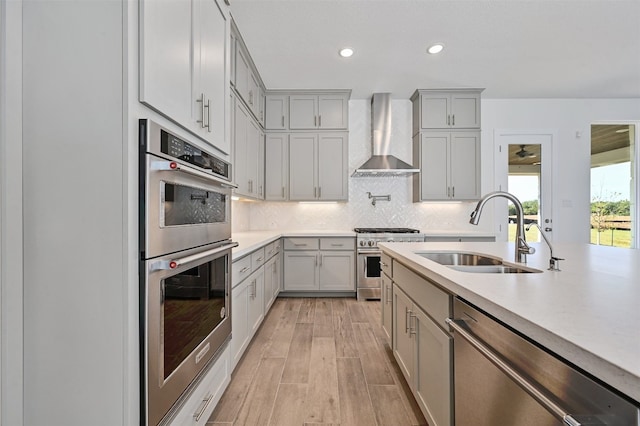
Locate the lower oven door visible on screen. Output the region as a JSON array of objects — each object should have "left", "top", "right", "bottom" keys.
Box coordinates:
[
  {"left": 143, "top": 241, "right": 235, "bottom": 426},
  {"left": 357, "top": 251, "right": 382, "bottom": 300}
]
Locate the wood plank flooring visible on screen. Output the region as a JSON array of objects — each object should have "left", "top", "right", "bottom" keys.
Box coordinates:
[{"left": 207, "top": 297, "right": 427, "bottom": 426}]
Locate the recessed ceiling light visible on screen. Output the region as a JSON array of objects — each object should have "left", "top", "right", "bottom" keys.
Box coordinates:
[
  {"left": 339, "top": 47, "right": 354, "bottom": 58},
  {"left": 427, "top": 43, "right": 444, "bottom": 55}
]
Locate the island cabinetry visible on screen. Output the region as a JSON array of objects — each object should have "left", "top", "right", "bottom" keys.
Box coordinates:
[
  {"left": 381, "top": 252, "right": 393, "bottom": 340},
  {"left": 288, "top": 133, "right": 348, "bottom": 201},
  {"left": 140, "top": 0, "right": 229, "bottom": 155},
  {"left": 424, "top": 235, "right": 495, "bottom": 242},
  {"left": 392, "top": 261, "right": 453, "bottom": 426},
  {"left": 412, "top": 89, "right": 481, "bottom": 132},
  {"left": 233, "top": 94, "right": 264, "bottom": 200},
  {"left": 264, "top": 133, "right": 288, "bottom": 200},
  {"left": 283, "top": 237, "right": 355, "bottom": 293}
]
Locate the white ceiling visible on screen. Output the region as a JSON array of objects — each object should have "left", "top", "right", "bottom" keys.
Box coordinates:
[{"left": 229, "top": 0, "right": 640, "bottom": 100}]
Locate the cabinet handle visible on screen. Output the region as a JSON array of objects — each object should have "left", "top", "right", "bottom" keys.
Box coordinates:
[
  {"left": 281, "top": 186, "right": 285, "bottom": 198},
  {"left": 318, "top": 187, "right": 321, "bottom": 198},
  {"left": 447, "top": 114, "right": 450, "bottom": 126},
  {"left": 319, "top": 254, "right": 323, "bottom": 266},
  {"left": 281, "top": 116, "right": 285, "bottom": 127},
  {"left": 259, "top": 185, "right": 263, "bottom": 196},
  {"left": 380, "top": 261, "right": 388, "bottom": 267},
  {"left": 452, "top": 114, "right": 455, "bottom": 126},
  {"left": 314, "top": 187, "right": 317, "bottom": 198},
  {"left": 293, "top": 243, "right": 307, "bottom": 247},
  {"left": 405, "top": 307, "right": 410, "bottom": 333},
  {"left": 314, "top": 116, "right": 317, "bottom": 127},
  {"left": 452, "top": 186, "right": 455, "bottom": 198},
  {"left": 196, "top": 93, "right": 206, "bottom": 128},
  {"left": 447, "top": 187, "right": 450, "bottom": 197},
  {"left": 204, "top": 98, "right": 211, "bottom": 132},
  {"left": 249, "top": 90, "right": 253, "bottom": 106},
  {"left": 409, "top": 312, "right": 417, "bottom": 337},
  {"left": 256, "top": 256, "right": 264, "bottom": 262},
  {"left": 386, "top": 285, "right": 392, "bottom": 304},
  {"left": 239, "top": 266, "right": 250, "bottom": 273},
  {"left": 318, "top": 115, "right": 322, "bottom": 127},
  {"left": 331, "top": 243, "right": 344, "bottom": 247},
  {"left": 193, "top": 393, "right": 215, "bottom": 422}
]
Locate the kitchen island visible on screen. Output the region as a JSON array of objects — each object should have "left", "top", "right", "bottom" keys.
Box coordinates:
[{"left": 378, "top": 241, "right": 640, "bottom": 405}]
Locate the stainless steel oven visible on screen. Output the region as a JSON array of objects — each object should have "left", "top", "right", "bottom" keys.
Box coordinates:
[
  {"left": 355, "top": 228, "right": 423, "bottom": 300},
  {"left": 139, "top": 119, "right": 236, "bottom": 426}
]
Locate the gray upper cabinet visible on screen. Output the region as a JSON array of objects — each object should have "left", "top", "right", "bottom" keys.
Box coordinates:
[
  {"left": 140, "top": 0, "right": 229, "bottom": 155},
  {"left": 231, "top": 21, "right": 265, "bottom": 126},
  {"left": 265, "top": 95, "right": 289, "bottom": 130},
  {"left": 288, "top": 92, "right": 349, "bottom": 130},
  {"left": 412, "top": 89, "right": 482, "bottom": 133}
]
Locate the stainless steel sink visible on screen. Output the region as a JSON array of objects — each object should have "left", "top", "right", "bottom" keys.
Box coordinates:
[
  {"left": 448, "top": 265, "right": 541, "bottom": 274},
  {"left": 416, "top": 251, "right": 503, "bottom": 266},
  {"left": 416, "top": 251, "right": 542, "bottom": 274}
]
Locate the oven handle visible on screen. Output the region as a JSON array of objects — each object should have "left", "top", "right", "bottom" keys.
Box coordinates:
[
  {"left": 151, "top": 160, "right": 238, "bottom": 189},
  {"left": 151, "top": 242, "right": 238, "bottom": 271},
  {"left": 446, "top": 318, "right": 586, "bottom": 426}
]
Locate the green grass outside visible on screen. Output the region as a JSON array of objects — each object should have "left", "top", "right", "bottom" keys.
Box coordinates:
[
  {"left": 590, "top": 228, "right": 632, "bottom": 248},
  {"left": 510, "top": 224, "right": 632, "bottom": 248}
]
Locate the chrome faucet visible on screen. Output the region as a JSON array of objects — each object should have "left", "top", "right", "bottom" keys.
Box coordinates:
[
  {"left": 526, "top": 223, "right": 564, "bottom": 270},
  {"left": 469, "top": 191, "right": 535, "bottom": 263}
]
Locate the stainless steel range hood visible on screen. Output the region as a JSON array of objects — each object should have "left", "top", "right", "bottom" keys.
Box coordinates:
[{"left": 352, "top": 93, "right": 419, "bottom": 177}]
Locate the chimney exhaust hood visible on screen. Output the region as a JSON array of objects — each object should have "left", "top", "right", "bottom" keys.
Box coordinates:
[{"left": 352, "top": 93, "right": 419, "bottom": 177}]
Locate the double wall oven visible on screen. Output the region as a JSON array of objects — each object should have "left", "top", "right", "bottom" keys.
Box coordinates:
[
  {"left": 139, "top": 119, "right": 236, "bottom": 426},
  {"left": 355, "top": 228, "right": 423, "bottom": 300}
]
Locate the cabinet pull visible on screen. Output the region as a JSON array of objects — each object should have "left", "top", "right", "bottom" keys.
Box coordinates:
[
  {"left": 239, "top": 266, "right": 250, "bottom": 273},
  {"left": 293, "top": 243, "right": 307, "bottom": 247},
  {"left": 314, "top": 115, "right": 317, "bottom": 127},
  {"left": 259, "top": 185, "right": 263, "bottom": 196},
  {"left": 318, "top": 115, "right": 322, "bottom": 127},
  {"left": 452, "top": 186, "right": 455, "bottom": 198},
  {"left": 318, "top": 187, "right": 321, "bottom": 198},
  {"left": 447, "top": 114, "right": 450, "bottom": 126},
  {"left": 405, "top": 307, "right": 411, "bottom": 333},
  {"left": 256, "top": 256, "right": 264, "bottom": 262},
  {"left": 331, "top": 243, "right": 344, "bottom": 247},
  {"left": 314, "top": 187, "right": 317, "bottom": 198},
  {"left": 386, "top": 286, "right": 392, "bottom": 304},
  {"left": 193, "top": 393, "right": 215, "bottom": 422},
  {"left": 249, "top": 90, "right": 253, "bottom": 106},
  {"left": 281, "top": 186, "right": 285, "bottom": 198},
  {"left": 447, "top": 187, "right": 450, "bottom": 197},
  {"left": 452, "top": 114, "right": 455, "bottom": 126},
  {"left": 319, "top": 254, "right": 323, "bottom": 266},
  {"left": 281, "top": 115, "right": 285, "bottom": 127},
  {"left": 409, "top": 312, "right": 417, "bottom": 337},
  {"left": 248, "top": 180, "right": 252, "bottom": 193},
  {"left": 205, "top": 98, "right": 211, "bottom": 132},
  {"left": 196, "top": 93, "right": 206, "bottom": 128}
]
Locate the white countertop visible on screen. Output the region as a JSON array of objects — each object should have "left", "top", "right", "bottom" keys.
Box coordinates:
[{"left": 378, "top": 241, "right": 640, "bottom": 403}]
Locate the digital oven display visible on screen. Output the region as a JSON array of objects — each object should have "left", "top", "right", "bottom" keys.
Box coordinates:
[{"left": 160, "top": 130, "right": 230, "bottom": 180}]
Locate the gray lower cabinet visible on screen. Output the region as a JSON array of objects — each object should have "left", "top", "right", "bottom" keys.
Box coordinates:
[
  {"left": 283, "top": 237, "right": 355, "bottom": 292},
  {"left": 391, "top": 261, "right": 453, "bottom": 426}
]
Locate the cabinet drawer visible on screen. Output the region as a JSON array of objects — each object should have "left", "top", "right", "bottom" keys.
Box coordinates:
[
  {"left": 320, "top": 237, "right": 354, "bottom": 250},
  {"left": 284, "top": 237, "right": 319, "bottom": 250},
  {"left": 381, "top": 253, "right": 392, "bottom": 277},
  {"left": 394, "top": 262, "right": 451, "bottom": 329},
  {"left": 265, "top": 239, "right": 281, "bottom": 258},
  {"left": 424, "top": 235, "right": 496, "bottom": 242},
  {"left": 232, "top": 255, "right": 252, "bottom": 288},
  {"left": 251, "top": 247, "right": 266, "bottom": 269}
]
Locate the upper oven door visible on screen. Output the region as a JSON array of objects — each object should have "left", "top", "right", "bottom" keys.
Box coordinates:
[{"left": 142, "top": 152, "right": 232, "bottom": 259}]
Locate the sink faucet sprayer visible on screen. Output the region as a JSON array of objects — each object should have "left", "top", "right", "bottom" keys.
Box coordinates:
[
  {"left": 469, "top": 191, "right": 535, "bottom": 263},
  {"left": 526, "top": 222, "right": 564, "bottom": 271}
]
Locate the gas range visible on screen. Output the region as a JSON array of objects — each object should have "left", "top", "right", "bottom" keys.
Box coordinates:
[{"left": 354, "top": 227, "right": 423, "bottom": 250}]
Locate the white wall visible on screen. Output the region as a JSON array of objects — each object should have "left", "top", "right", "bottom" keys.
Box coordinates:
[
  {"left": 235, "top": 98, "right": 640, "bottom": 243},
  {"left": 482, "top": 99, "right": 640, "bottom": 243}
]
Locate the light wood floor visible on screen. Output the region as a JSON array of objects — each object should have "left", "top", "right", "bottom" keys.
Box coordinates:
[{"left": 207, "top": 297, "right": 427, "bottom": 426}]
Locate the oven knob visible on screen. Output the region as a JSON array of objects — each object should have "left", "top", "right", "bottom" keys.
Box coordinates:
[
  {"left": 367, "top": 240, "right": 375, "bottom": 247},
  {"left": 388, "top": 239, "right": 394, "bottom": 242},
  {"left": 359, "top": 240, "right": 365, "bottom": 246}
]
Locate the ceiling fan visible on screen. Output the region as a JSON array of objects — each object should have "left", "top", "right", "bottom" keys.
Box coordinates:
[{"left": 515, "top": 145, "right": 536, "bottom": 158}]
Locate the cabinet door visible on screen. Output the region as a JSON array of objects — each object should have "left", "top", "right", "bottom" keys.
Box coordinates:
[
  {"left": 195, "top": 0, "right": 228, "bottom": 153},
  {"left": 257, "top": 130, "right": 265, "bottom": 199},
  {"left": 420, "top": 93, "right": 450, "bottom": 129},
  {"left": 392, "top": 287, "right": 414, "bottom": 384},
  {"left": 139, "top": 0, "right": 193, "bottom": 129},
  {"left": 450, "top": 92, "right": 480, "bottom": 129},
  {"left": 283, "top": 251, "right": 318, "bottom": 290},
  {"left": 317, "top": 133, "right": 348, "bottom": 201},
  {"left": 233, "top": 100, "right": 250, "bottom": 196},
  {"left": 231, "top": 280, "right": 249, "bottom": 368},
  {"left": 246, "top": 117, "right": 261, "bottom": 198},
  {"left": 263, "top": 256, "right": 276, "bottom": 312},
  {"left": 318, "top": 251, "right": 354, "bottom": 291},
  {"left": 234, "top": 44, "right": 250, "bottom": 103},
  {"left": 247, "top": 71, "right": 260, "bottom": 117},
  {"left": 247, "top": 268, "right": 264, "bottom": 337},
  {"left": 265, "top": 95, "right": 288, "bottom": 130},
  {"left": 413, "top": 307, "right": 453, "bottom": 426},
  {"left": 449, "top": 132, "right": 480, "bottom": 200},
  {"left": 381, "top": 273, "right": 392, "bottom": 340},
  {"left": 318, "top": 94, "right": 348, "bottom": 129},
  {"left": 418, "top": 132, "right": 449, "bottom": 200},
  {"left": 265, "top": 134, "right": 288, "bottom": 200},
  {"left": 289, "top": 134, "right": 317, "bottom": 200},
  {"left": 289, "top": 95, "right": 318, "bottom": 129}
]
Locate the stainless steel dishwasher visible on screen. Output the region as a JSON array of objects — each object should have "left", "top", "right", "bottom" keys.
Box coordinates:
[{"left": 447, "top": 298, "right": 639, "bottom": 426}]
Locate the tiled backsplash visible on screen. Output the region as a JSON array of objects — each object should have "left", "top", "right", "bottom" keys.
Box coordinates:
[{"left": 233, "top": 99, "right": 482, "bottom": 232}]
